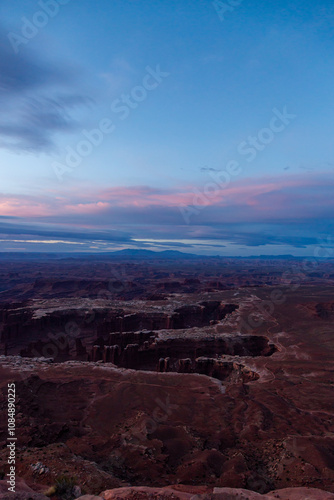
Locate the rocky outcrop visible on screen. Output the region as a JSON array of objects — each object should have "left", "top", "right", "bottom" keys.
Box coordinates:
[
  {"left": 195, "top": 358, "right": 259, "bottom": 383},
  {"left": 154, "top": 336, "right": 276, "bottom": 361},
  {"left": 87, "top": 334, "right": 275, "bottom": 382},
  {"left": 1, "top": 480, "right": 334, "bottom": 500},
  {"left": 100, "top": 486, "right": 334, "bottom": 499},
  {"left": 177, "top": 358, "right": 193, "bottom": 373}
]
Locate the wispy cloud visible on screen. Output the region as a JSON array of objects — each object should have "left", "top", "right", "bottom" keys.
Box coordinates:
[
  {"left": 0, "top": 173, "right": 333, "bottom": 251},
  {"left": 1, "top": 173, "right": 334, "bottom": 219},
  {"left": 0, "top": 217, "right": 132, "bottom": 243},
  {"left": 0, "top": 24, "right": 92, "bottom": 152}
]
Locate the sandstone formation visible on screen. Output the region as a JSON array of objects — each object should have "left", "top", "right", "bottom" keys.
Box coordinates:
[
  {"left": 0, "top": 257, "right": 334, "bottom": 497},
  {"left": 100, "top": 486, "right": 334, "bottom": 499}
]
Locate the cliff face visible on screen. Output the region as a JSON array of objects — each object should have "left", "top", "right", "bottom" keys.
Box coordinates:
[
  {"left": 88, "top": 332, "right": 275, "bottom": 383},
  {"left": 0, "top": 300, "right": 239, "bottom": 360}
]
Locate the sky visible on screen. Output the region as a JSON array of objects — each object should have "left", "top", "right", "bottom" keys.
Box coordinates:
[{"left": 0, "top": 0, "right": 333, "bottom": 256}]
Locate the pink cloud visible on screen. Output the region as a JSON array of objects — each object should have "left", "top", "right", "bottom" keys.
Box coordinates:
[
  {"left": 0, "top": 173, "right": 333, "bottom": 223},
  {"left": 65, "top": 202, "right": 111, "bottom": 214},
  {"left": 0, "top": 197, "right": 54, "bottom": 217}
]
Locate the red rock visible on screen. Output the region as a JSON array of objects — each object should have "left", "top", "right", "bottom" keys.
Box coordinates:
[
  {"left": 1, "top": 259, "right": 334, "bottom": 496},
  {"left": 100, "top": 486, "right": 334, "bottom": 500},
  {"left": 77, "top": 496, "right": 104, "bottom": 500}
]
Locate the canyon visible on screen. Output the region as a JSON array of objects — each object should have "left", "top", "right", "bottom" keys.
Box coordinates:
[{"left": 0, "top": 255, "right": 333, "bottom": 499}]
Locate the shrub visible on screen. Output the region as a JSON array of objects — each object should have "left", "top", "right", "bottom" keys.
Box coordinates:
[{"left": 54, "top": 475, "right": 77, "bottom": 500}]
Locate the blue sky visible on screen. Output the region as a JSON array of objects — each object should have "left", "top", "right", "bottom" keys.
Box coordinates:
[{"left": 0, "top": 0, "right": 333, "bottom": 255}]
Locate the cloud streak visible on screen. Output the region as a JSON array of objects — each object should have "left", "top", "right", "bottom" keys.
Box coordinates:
[
  {"left": 0, "top": 173, "right": 333, "bottom": 251},
  {"left": 1, "top": 173, "right": 334, "bottom": 219},
  {"left": 0, "top": 24, "right": 91, "bottom": 152}
]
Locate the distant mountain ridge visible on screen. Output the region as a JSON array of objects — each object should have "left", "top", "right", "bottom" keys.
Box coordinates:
[
  {"left": 111, "top": 249, "right": 200, "bottom": 259},
  {"left": 0, "top": 249, "right": 202, "bottom": 261},
  {"left": 0, "top": 250, "right": 330, "bottom": 261}
]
